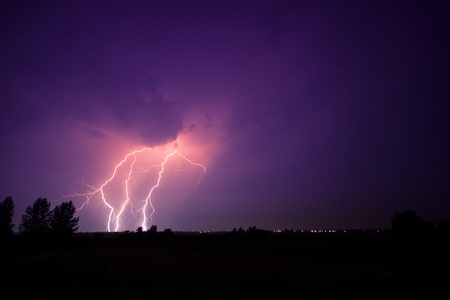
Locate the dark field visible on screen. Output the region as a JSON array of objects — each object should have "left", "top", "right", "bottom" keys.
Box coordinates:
[{"left": 2, "top": 232, "right": 449, "bottom": 299}]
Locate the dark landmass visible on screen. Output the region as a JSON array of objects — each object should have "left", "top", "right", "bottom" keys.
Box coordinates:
[{"left": 2, "top": 230, "right": 449, "bottom": 299}]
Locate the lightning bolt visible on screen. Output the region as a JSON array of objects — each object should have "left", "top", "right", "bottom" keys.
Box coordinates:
[
  {"left": 59, "top": 147, "right": 206, "bottom": 232},
  {"left": 114, "top": 153, "right": 137, "bottom": 232}
]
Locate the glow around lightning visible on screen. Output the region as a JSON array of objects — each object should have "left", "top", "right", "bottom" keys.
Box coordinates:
[{"left": 63, "top": 148, "right": 206, "bottom": 232}]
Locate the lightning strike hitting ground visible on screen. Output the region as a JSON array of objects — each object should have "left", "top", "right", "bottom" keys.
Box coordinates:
[{"left": 59, "top": 148, "right": 206, "bottom": 232}]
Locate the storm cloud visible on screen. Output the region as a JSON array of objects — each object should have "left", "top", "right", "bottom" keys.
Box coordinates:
[{"left": 1, "top": 1, "right": 449, "bottom": 231}]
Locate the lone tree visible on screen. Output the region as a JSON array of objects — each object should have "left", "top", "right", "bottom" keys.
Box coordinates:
[
  {"left": 50, "top": 201, "right": 79, "bottom": 236},
  {"left": 19, "top": 197, "right": 51, "bottom": 234},
  {"left": 392, "top": 210, "right": 435, "bottom": 235},
  {"left": 0, "top": 196, "right": 14, "bottom": 236}
]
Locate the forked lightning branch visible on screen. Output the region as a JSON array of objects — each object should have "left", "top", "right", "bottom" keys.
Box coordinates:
[{"left": 59, "top": 148, "right": 206, "bottom": 232}]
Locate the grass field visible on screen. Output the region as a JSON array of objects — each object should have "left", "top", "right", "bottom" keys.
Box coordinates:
[{"left": 2, "top": 232, "right": 449, "bottom": 299}]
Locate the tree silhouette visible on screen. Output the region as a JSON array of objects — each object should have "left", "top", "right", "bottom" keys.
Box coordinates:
[
  {"left": 0, "top": 196, "right": 14, "bottom": 236},
  {"left": 392, "top": 210, "right": 435, "bottom": 235},
  {"left": 19, "top": 197, "right": 51, "bottom": 234},
  {"left": 438, "top": 219, "right": 450, "bottom": 236},
  {"left": 50, "top": 201, "right": 79, "bottom": 236},
  {"left": 149, "top": 225, "right": 157, "bottom": 233},
  {"left": 246, "top": 226, "right": 269, "bottom": 237},
  {"left": 162, "top": 228, "right": 173, "bottom": 237},
  {"left": 146, "top": 225, "right": 157, "bottom": 236}
]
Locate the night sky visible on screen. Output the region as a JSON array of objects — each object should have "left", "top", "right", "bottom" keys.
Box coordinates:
[{"left": 1, "top": 1, "right": 449, "bottom": 232}]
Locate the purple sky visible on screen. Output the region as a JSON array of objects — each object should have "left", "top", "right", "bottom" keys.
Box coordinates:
[{"left": 1, "top": 1, "right": 449, "bottom": 232}]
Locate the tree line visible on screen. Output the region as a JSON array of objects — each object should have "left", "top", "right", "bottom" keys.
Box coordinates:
[
  {"left": 2, "top": 195, "right": 449, "bottom": 239},
  {"left": 391, "top": 210, "right": 450, "bottom": 235},
  {"left": 0, "top": 196, "right": 79, "bottom": 237}
]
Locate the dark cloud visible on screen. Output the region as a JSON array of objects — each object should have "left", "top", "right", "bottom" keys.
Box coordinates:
[
  {"left": 100, "top": 76, "right": 183, "bottom": 146},
  {"left": 1, "top": 1, "right": 449, "bottom": 231},
  {"left": 79, "top": 127, "right": 109, "bottom": 140},
  {"left": 1, "top": 72, "right": 183, "bottom": 147},
  {"left": 0, "top": 2, "right": 184, "bottom": 147},
  {"left": 185, "top": 124, "right": 196, "bottom": 133},
  {"left": 205, "top": 114, "right": 212, "bottom": 128}
]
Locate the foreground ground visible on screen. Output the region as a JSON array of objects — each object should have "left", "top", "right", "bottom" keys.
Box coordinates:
[{"left": 1, "top": 232, "right": 449, "bottom": 299}]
